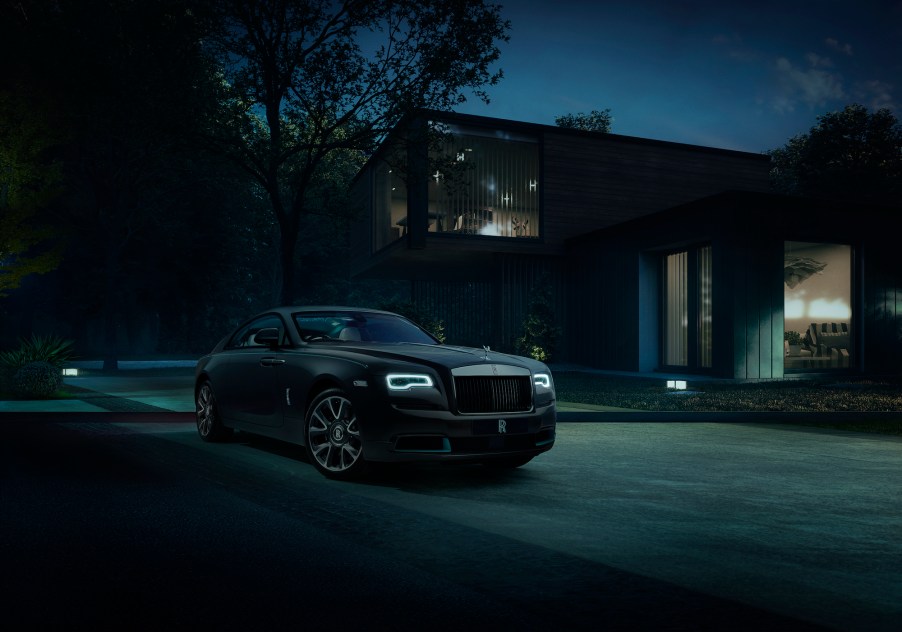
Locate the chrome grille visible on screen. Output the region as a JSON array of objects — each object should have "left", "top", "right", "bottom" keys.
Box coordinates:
[{"left": 454, "top": 376, "right": 532, "bottom": 413}]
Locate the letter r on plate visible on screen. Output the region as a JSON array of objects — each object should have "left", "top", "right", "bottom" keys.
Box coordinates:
[{"left": 498, "top": 419, "right": 507, "bottom": 433}]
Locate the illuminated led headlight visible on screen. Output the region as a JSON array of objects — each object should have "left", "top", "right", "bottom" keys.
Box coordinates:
[
  {"left": 386, "top": 374, "right": 434, "bottom": 391},
  {"left": 533, "top": 373, "right": 554, "bottom": 393}
]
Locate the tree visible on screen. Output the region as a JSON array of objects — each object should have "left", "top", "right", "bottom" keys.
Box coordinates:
[
  {"left": 206, "top": 0, "right": 511, "bottom": 305},
  {"left": 555, "top": 109, "right": 613, "bottom": 133},
  {"left": 767, "top": 104, "right": 902, "bottom": 204},
  {"left": 0, "top": 89, "right": 64, "bottom": 297},
  {"left": 3, "top": 0, "right": 226, "bottom": 369}
]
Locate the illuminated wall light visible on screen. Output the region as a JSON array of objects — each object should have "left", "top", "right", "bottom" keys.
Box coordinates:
[{"left": 62, "top": 368, "right": 78, "bottom": 376}]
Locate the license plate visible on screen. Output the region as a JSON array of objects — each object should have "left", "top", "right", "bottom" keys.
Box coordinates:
[{"left": 473, "top": 419, "right": 528, "bottom": 435}]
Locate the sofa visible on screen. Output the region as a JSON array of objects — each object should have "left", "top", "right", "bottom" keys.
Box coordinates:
[{"left": 805, "top": 322, "right": 851, "bottom": 367}]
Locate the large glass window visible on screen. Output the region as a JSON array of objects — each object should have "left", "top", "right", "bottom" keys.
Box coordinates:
[
  {"left": 373, "top": 145, "right": 408, "bottom": 252},
  {"left": 428, "top": 123, "right": 539, "bottom": 239},
  {"left": 663, "top": 245, "right": 712, "bottom": 369},
  {"left": 664, "top": 251, "right": 688, "bottom": 366},
  {"left": 784, "top": 241, "right": 852, "bottom": 370}
]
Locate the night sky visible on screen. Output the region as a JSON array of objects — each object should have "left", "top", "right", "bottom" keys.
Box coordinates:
[{"left": 454, "top": 0, "right": 902, "bottom": 152}]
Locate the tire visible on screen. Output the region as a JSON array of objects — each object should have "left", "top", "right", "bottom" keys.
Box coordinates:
[
  {"left": 195, "top": 380, "right": 233, "bottom": 442},
  {"left": 304, "top": 388, "right": 367, "bottom": 480},
  {"left": 484, "top": 455, "right": 534, "bottom": 469}
]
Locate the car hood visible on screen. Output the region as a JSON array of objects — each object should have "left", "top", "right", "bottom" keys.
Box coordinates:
[{"left": 303, "top": 342, "right": 545, "bottom": 372}]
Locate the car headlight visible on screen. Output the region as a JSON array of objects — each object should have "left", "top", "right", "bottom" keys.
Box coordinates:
[
  {"left": 386, "top": 373, "right": 435, "bottom": 391},
  {"left": 534, "top": 372, "right": 554, "bottom": 394}
]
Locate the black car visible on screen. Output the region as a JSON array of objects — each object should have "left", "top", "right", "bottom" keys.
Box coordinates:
[{"left": 195, "top": 306, "right": 556, "bottom": 479}]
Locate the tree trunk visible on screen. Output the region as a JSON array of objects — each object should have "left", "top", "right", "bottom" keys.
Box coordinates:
[
  {"left": 102, "top": 247, "right": 120, "bottom": 372},
  {"left": 278, "top": 211, "right": 301, "bottom": 306}
]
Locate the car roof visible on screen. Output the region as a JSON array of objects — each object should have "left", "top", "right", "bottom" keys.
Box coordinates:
[{"left": 268, "top": 306, "right": 399, "bottom": 318}]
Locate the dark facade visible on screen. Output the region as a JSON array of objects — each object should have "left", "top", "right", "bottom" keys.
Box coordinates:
[
  {"left": 567, "top": 192, "right": 902, "bottom": 378},
  {"left": 350, "top": 111, "right": 901, "bottom": 378}
]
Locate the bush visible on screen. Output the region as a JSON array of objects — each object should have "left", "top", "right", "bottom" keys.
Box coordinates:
[
  {"left": 11, "top": 361, "right": 63, "bottom": 399},
  {"left": 515, "top": 274, "right": 560, "bottom": 361},
  {"left": 0, "top": 334, "right": 76, "bottom": 369}
]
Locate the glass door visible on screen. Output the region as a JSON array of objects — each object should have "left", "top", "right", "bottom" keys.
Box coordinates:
[{"left": 663, "top": 246, "right": 712, "bottom": 369}]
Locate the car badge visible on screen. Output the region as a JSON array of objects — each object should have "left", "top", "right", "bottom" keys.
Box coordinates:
[{"left": 483, "top": 345, "right": 491, "bottom": 361}]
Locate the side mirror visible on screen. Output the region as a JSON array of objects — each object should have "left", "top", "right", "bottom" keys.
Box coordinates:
[{"left": 254, "top": 328, "right": 281, "bottom": 348}]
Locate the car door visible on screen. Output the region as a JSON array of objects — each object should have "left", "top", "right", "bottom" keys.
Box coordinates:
[{"left": 215, "top": 314, "right": 288, "bottom": 428}]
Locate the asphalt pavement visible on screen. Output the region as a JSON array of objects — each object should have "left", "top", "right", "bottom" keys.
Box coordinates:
[{"left": 3, "top": 362, "right": 902, "bottom": 629}]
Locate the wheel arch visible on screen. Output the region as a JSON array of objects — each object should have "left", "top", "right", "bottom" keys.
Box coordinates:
[{"left": 304, "top": 376, "right": 347, "bottom": 413}]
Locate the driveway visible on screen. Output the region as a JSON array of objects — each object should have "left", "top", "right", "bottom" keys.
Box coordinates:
[
  {"left": 3, "top": 419, "right": 900, "bottom": 629},
  {"left": 160, "top": 420, "right": 902, "bottom": 629}
]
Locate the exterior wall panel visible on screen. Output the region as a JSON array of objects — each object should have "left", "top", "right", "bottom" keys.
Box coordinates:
[
  {"left": 542, "top": 132, "right": 771, "bottom": 249},
  {"left": 565, "top": 242, "right": 640, "bottom": 371}
]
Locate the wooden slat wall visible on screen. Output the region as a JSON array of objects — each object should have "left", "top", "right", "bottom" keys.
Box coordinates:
[
  {"left": 542, "top": 132, "right": 771, "bottom": 248},
  {"left": 565, "top": 242, "right": 640, "bottom": 370},
  {"left": 496, "top": 255, "right": 567, "bottom": 355},
  {"left": 411, "top": 255, "right": 566, "bottom": 354},
  {"left": 728, "top": 237, "right": 784, "bottom": 380},
  {"left": 412, "top": 279, "right": 496, "bottom": 348},
  {"left": 863, "top": 241, "right": 902, "bottom": 373}
]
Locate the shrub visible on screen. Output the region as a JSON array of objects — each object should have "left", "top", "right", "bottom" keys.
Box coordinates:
[
  {"left": 515, "top": 274, "right": 560, "bottom": 362},
  {"left": 11, "top": 361, "right": 63, "bottom": 399},
  {"left": 0, "top": 334, "right": 76, "bottom": 369}
]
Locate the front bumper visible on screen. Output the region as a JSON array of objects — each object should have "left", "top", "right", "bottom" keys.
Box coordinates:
[{"left": 359, "top": 400, "right": 557, "bottom": 463}]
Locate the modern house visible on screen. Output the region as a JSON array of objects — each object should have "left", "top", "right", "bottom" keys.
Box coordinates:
[{"left": 350, "top": 110, "right": 902, "bottom": 379}]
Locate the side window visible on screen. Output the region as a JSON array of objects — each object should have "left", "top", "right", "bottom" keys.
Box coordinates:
[{"left": 226, "top": 314, "right": 286, "bottom": 349}]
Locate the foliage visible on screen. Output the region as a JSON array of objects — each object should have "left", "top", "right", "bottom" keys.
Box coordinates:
[
  {"left": 515, "top": 276, "right": 560, "bottom": 361},
  {"left": 378, "top": 300, "right": 446, "bottom": 343},
  {"left": 784, "top": 331, "right": 803, "bottom": 345},
  {"left": 0, "top": 334, "right": 76, "bottom": 369},
  {"left": 206, "top": 0, "right": 511, "bottom": 304},
  {"left": 0, "top": 88, "right": 65, "bottom": 296},
  {"left": 555, "top": 109, "right": 613, "bottom": 133},
  {"left": 11, "top": 360, "right": 63, "bottom": 399},
  {"left": 767, "top": 104, "right": 902, "bottom": 204}
]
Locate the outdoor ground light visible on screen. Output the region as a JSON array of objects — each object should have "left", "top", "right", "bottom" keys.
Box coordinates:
[
  {"left": 62, "top": 368, "right": 78, "bottom": 376},
  {"left": 666, "top": 380, "right": 687, "bottom": 390}
]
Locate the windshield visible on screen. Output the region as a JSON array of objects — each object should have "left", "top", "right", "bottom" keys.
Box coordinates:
[{"left": 293, "top": 311, "right": 438, "bottom": 344}]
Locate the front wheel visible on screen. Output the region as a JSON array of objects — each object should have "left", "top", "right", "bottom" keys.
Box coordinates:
[
  {"left": 195, "top": 380, "right": 233, "bottom": 442},
  {"left": 305, "top": 388, "right": 368, "bottom": 480}
]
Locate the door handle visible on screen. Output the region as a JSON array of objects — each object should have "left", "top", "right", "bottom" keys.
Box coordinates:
[{"left": 260, "top": 358, "right": 286, "bottom": 367}]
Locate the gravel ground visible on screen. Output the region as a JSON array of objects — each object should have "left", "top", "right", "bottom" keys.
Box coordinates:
[{"left": 555, "top": 372, "right": 902, "bottom": 414}]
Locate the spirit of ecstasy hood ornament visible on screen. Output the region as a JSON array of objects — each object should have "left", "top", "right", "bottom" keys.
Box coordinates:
[{"left": 483, "top": 345, "right": 491, "bottom": 361}]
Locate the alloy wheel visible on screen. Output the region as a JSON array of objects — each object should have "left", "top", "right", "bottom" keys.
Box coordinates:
[{"left": 307, "top": 394, "right": 362, "bottom": 473}]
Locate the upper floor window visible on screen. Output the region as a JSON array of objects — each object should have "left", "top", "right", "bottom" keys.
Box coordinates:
[{"left": 428, "top": 123, "right": 539, "bottom": 239}]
